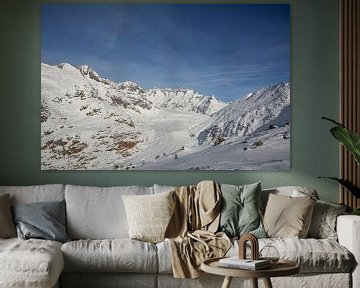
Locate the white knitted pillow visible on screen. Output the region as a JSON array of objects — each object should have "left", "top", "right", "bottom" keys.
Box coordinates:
[{"left": 122, "top": 191, "right": 175, "bottom": 243}]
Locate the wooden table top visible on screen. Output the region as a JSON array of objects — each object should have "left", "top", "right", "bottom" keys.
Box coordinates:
[{"left": 201, "top": 257, "right": 300, "bottom": 278}]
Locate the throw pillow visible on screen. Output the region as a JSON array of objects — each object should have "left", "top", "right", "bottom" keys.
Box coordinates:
[
  {"left": 218, "top": 182, "right": 266, "bottom": 238},
  {"left": 0, "top": 194, "right": 17, "bottom": 238},
  {"left": 122, "top": 190, "right": 175, "bottom": 243},
  {"left": 261, "top": 186, "right": 319, "bottom": 214},
  {"left": 263, "top": 193, "right": 316, "bottom": 238},
  {"left": 307, "top": 200, "right": 347, "bottom": 240},
  {"left": 12, "top": 200, "right": 70, "bottom": 243}
]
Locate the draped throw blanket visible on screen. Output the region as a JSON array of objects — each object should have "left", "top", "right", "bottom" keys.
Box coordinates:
[{"left": 165, "top": 180, "right": 231, "bottom": 278}]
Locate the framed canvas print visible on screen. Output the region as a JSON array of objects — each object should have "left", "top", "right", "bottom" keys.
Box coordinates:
[{"left": 41, "top": 4, "right": 290, "bottom": 170}]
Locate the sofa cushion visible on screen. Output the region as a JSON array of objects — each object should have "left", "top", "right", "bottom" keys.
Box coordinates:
[
  {"left": 218, "top": 182, "right": 266, "bottom": 238},
  {"left": 0, "top": 194, "right": 16, "bottom": 238},
  {"left": 122, "top": 191, "right": 175, "bottom": 243},
  {"left": 0, "top": 238, "right": 64, "bottom": 288},
  {"left": 153, "top": 184, "right": 176, "bottom": 194},
  {"left": 158, "top": 237, "right": 353, "bottom": 274},
  {"left": 61, "top": 239, "right": 158, "bottom": 273},
  {"left": 0, "top": 184, "right": 65, "bottom": 204},
  {"left": 260, "top": 238, "right": 353, "bottom": 273},
  {"left": 263, "top": 193, "right": 316, "bottom": 238},
  {"left": 307, "top": 200, "right": 347, "bottom": 240},
  {"left": 156, "top": 240, "right": 173, "bottom": 274},
  {"left": 65, "top": 185, "right": 153, "bottom": 239},
  {"left": 231, "top": 238, "right": 353, "bottom": 273},
  {"left": 12, "top": 200, "right": 70, "bottom": 243},
  {"left": 261, "top": 186, "right": 319, "bottom": 212}
]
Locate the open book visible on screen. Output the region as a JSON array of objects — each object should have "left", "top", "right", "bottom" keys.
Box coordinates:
[{"left": 218, "top": 257, "right": 271, "bottom": 270}]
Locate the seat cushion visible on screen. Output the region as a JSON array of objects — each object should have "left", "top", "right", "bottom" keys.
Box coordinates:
[
  {"left": 157, "top": 238, "right": 354, "bottom": 274},
  {"left": 156, "top": 240, "right": 173, "bottom": 274},
  {"left": 227, "top": 238, "right": 354, "bottom": 273},
  {"left": 62, "top": 239, "right": 158, "bottom": 273},
  {"left": 0, "top": 238, "right": 64, "bottom": 288}
]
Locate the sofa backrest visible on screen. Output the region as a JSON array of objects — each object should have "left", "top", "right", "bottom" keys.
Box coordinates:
[
  {"left": 65, "top": 184, "right": 154, "bottom": 240},
  {"left": 0, "top": 183, "right": 321, "bottom": 241},
  {"left": 0, "top": 184, "right": 65, "bottom": 204},
  {"left": 153, "top": 184, "right": 176, "bottom": 194}
]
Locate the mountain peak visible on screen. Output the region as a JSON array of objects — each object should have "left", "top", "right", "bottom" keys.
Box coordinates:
[
  {"left": 57, "top": 63, "right": 76, "bottom": 70},
  {"left": 118, "top": 81, "right": 145, "bottom": 93},
  {"left": 76, "top": 65, "right": 111, "bottom": 85},
  {"left": 77, "top": 64, "right": 94, "bottom": 74},
  {"left": 147, "top": 87, "right": 226, "bottom": 115}
]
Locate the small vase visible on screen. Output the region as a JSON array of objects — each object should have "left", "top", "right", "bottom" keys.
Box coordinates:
[{"left": 259, "top": 245, "right": 280, "bottom": 264}]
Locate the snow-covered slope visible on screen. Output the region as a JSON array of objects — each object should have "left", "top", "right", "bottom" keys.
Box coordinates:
[
  {"left": 41, "top": 62, "right": 290, "bottom": 170},
  {"left": 137, "top": 126, "right": 290, "bottom": 170},
  {"left": 192, "top": 82, "right": 290, "bottom": 145},
  {"left": 41, "top": 63, "right": 145, "bottom": 170}
]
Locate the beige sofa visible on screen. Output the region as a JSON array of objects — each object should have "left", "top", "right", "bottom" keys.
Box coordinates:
[{"left": 0, "top": 183, "right": 359, "bottom": 288}]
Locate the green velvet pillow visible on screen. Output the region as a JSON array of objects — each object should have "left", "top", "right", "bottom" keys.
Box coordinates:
[{"left": 218, "top": 182, "right": 266, "bottom": 238}]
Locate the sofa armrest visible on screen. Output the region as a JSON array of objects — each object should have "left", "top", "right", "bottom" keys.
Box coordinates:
[{"left": 337, "top": 215, "right": 360, "bottom": 288}]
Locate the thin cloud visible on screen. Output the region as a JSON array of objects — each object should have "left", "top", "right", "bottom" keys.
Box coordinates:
[{"left": 41, "top": 4, "right": 290, "bottom": 102}]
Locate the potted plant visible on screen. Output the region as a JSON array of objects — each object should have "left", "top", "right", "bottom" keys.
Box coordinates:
[{"left": 320, "top": 117, "right": 360, "bottom": 215}]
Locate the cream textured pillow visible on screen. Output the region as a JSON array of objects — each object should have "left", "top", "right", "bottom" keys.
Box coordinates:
[
  {"left": 122, "top": 191, "right": 175, "bottom": 243},
  {"left": 263, "top": 193, "right": 316, "bottom": 238},
  {"left": 0, "top": 194, "right": 16, "bottom": 238}
]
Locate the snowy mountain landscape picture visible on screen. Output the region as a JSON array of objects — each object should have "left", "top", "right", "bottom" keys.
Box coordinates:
[{"left": 41, "top": 4, "right": 290, "bottom": 170}]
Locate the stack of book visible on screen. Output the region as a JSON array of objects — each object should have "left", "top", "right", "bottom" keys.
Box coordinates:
[{"left": 218, "top": 257, "right": 271, "bottom": 270}]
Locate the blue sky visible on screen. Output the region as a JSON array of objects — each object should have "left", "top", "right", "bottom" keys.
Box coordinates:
[{"left": 41, "top": 4, "right": 290, "bottom": 103}]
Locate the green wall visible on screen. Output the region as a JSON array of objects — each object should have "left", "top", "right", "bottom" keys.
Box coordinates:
[{"left": 0, "top": 0, "right": 340, "bottom": 202}]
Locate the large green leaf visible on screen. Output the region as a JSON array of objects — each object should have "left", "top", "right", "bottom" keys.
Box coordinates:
[
  {"left": 322, "top": 117, "right": 360, "bottom": 165},
  {"left": 318, "top": 177, "right": 360, "bottom": 198},
  {"left": 330, "top": 127, "right": 360, "bottom": 165}
]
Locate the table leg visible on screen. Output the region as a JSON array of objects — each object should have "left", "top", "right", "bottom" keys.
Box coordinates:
[
  {"left": 251, "top": 278, "right": 258, "bottom": 288},
  {"left": 263, "top": 277, "right": 273, "bottom": 288},
  {"left": 221, "top": 276, "right": 233, "bottom": 288}
]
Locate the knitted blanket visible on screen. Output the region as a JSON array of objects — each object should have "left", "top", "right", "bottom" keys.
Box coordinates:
[{"left": 165, "top": 180, "right": 231, "bottom": 278}]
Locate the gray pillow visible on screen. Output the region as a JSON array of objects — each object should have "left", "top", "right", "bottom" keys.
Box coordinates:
[
  {"left": 12, "top": 200, "right": 70, "bottom": 243},
  {"left": 307, "top": 200, "right": 347, "bottom": 240},
  {"left": 218, "top": 182, "right": 266, "bottom": 238}
]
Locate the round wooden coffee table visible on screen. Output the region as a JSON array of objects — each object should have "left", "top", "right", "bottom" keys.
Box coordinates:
[{"left": 201, "top": 257, "right": 300, "bottom": 288}]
